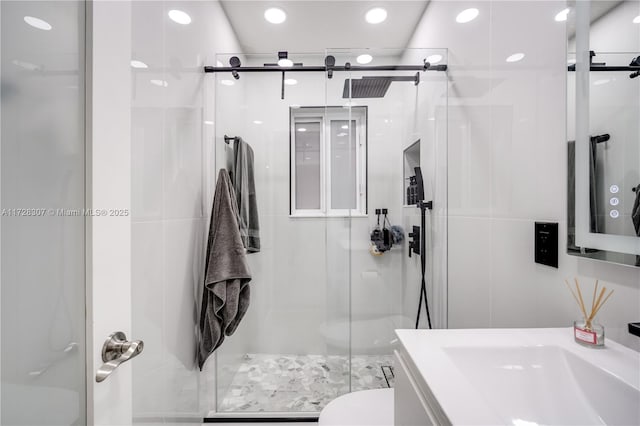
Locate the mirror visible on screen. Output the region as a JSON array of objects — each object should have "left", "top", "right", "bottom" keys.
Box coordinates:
[{"left": 567, "top": 0, "right": 640, "bottom": 267}]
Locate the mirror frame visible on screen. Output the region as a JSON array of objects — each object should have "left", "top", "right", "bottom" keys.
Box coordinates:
[{"left": 568, "top": 0, "right": 640, "bottom": 267}]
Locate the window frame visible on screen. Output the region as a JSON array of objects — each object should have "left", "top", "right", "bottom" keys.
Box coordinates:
[{"left": 289, "top": 106, "right": 368, "bottom": 217}]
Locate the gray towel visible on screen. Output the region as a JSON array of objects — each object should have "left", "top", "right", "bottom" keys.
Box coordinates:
[
  {"left": 198, "top": 169, "right": 252, "bottom": 370},
  {"left": 633, "top": 184, "right": 640, "bottom": 236},
  {"left": 232, "top": 138, "right": 260, "bottom": 253},
  {"left": 567, "top": 139, "right": 601, "bottom": 251}
]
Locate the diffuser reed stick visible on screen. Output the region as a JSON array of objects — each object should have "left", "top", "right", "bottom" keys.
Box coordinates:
[
  {"left": 565, "top": 277, "right": 614, "bottom": 331},
  {"left": 590, "top": 280, "right": 599, "bottom": 315},
  {"left": 574, "top": 278, "right": 588, "bottom": 321}
]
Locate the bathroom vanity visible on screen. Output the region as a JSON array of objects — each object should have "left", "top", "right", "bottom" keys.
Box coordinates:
[{"left": 394, "top": 328, "right": 640, "bottom": 425}]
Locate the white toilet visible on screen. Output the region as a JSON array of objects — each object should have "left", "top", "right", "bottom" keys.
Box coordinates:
[{"left": 318, "top": 388, "right": 394, "bottom": 426}]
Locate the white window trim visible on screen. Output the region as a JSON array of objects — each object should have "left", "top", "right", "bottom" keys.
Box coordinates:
[{"left": 290, "top": 107, "right": 367, "bottom": 218}]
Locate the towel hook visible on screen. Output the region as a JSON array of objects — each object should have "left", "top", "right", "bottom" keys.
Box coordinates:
[{"left": 224, "top": 135, "right": 239, "bottom": 145}]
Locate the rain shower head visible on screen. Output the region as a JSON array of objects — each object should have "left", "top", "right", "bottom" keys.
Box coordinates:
[
  {"left": 343, "top": 77, "right": 392, "bottom": 98},
  {"left": 342, "top": 73, "right": 420, "bottom": 98}
]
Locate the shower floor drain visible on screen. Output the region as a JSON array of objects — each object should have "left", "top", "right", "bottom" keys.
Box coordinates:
[{"left": 381, "top": 365, "right": 395, "bottom": 388}]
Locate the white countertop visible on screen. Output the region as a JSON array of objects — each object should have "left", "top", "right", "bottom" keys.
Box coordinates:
[{"left": 395, "top": 328, "right": 640, "bottom": 425}]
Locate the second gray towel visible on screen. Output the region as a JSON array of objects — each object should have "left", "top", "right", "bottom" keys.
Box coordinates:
[
  {"left": 632, "top": 184, "right": 640, "bottom": 237},
  {"left": 232, "top": 137, "right": 260, "bottom": 253}
]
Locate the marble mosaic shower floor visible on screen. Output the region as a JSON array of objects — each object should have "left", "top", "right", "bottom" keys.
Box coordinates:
[{"left": 218, "top": 353, "right": 395, "bottom": 412}]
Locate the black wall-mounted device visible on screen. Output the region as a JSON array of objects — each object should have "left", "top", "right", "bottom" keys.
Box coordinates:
[
  {"left": 628, "top": 322, "right": 640, "bottom": 338},
  {"left": 408, "top": 226, "right": 420, "bottom": 257},
  {"left": 534, "top": 222, "right": 558, "bottom": 268}
]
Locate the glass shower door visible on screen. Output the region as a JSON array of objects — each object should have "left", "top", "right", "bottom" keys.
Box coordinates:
[
  {"left": 206, "top": 48, "right": 448, "bottom": 419},
  {"left": 209, "top": 52, "right": 351, "bottom": 417},
  {"left": 1, "top": 1, "right": 87, "bottom": 424},
  {"left": 340, "top": 47, "right": 449, "bottom": 392}
]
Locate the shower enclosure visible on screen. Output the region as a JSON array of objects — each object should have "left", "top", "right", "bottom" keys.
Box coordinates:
[{"left": 203, "top": 48, "right": 448, "bottom": 419}]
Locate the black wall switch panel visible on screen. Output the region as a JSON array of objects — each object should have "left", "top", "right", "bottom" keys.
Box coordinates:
[{"left": 535, "top": 222, "right": 558, "bottom": 268}]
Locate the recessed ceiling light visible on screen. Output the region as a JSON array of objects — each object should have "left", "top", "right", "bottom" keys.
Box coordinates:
[
  {"left": 634, "top": 15, "right": 640, "bottom": 24},
  {"left": 456, "top": 8, "right": 479, "bottom": 23},
  {"left": 130, "top": 60, "right": 148, "bottom": 69},
  {"left": 253, "top": 120, "right": 263, "bottom": 124},
  {"left": 220, "top": 79, "right": 235, "bottom": 86},
  {"left": 168, "top": 10, "right": 191, "bottom": 25},
  {"left": 426, "top": 54, "right": 443, "bottom": 64},
  {"left": 506, "top": 52, "right": 525, "bottom": 63},
  {"left": 264, "top": 8, "right": 286, "bottom": 24},
  {"left": 337, "top": 132, "right": 348, "bottom": 137},
  {"left": 365, "top": 8, "right": 387, "bottom": 24},
  {"left": 555, "top": 8, "right": 570, "bottom": 22},
  {"left": 341, "top": 125, "right": 349, "bottom": 129},
  {"left": 284, "top": 78, "right": 297, "bottom": 85},
  {"left": 24, "top": 16, "right": 52, "bottom": 31},
  {"left": 298, "top": 127, "right": 307, "bottom": 132},
  {"left": 204, "top": 120, "right": 214, "bottom": 125},
  {"left": 150, "top": 79, "right": 168, "bottom": 87},
  {"left": 357, "top": 54, "right": 373, "bottom": 64},
  {"left": 278, "top": 58, "right": 293, "bottom": 67}
]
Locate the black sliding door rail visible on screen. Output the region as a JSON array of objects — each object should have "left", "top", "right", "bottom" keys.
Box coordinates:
[
  {"left": 204, "top": 64, "right": 448, "bottom": 73},
  {"left": 567, "top": 65, "right": 640, "bottom": 72}
]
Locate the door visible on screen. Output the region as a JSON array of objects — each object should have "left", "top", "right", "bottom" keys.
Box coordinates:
[
  {"left": 1, "top": 1, "right": 137, "bottom": 424},
  {"left": 1, "top": 1, "right": 88, "bottom": 424}
]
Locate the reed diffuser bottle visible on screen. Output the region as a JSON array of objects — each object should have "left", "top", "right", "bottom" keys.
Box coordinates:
[{"left": 564, "top": 278, "right": 613, "bottom": 347}]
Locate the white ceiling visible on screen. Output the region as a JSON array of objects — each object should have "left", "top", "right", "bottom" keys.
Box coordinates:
[{"left": 220, "top": 1, "right": 429, "bottom": 53}]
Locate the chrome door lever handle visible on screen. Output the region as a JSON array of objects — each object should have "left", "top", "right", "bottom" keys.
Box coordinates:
[{"left": 96, "top": 331, "right": 144, "bottom": 383}]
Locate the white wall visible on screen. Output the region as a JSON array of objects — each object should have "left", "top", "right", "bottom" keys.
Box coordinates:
[
  {"left": 130, "top": 1, "right": 241, "bottom": 421},
  {"left": 409, "top": 0, "right": 640, "bottom": 350}
]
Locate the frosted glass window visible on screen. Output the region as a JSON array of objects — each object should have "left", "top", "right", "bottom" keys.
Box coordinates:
[
  {"left": 290, "top": 107, "right": 366, "bottom": 216},
  {"left": 330, "top": 120, "right": 357, "bottom": 209},
  {"left": 1, "top": 1, "right": 87, "bottom": 424},
  {"left": 295, "top": 122, "right": 322, "bottom": 209}
]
